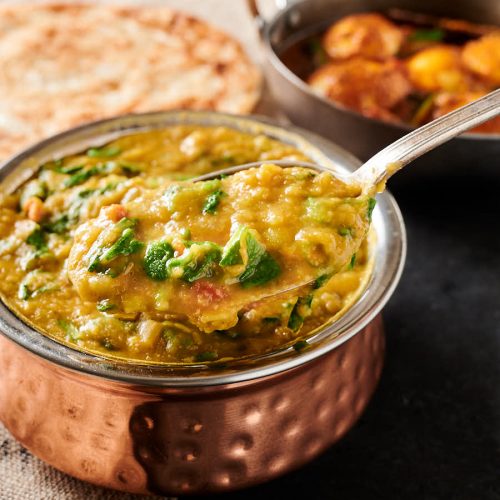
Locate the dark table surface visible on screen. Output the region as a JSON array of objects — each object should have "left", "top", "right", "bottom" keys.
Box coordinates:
[{"left": 194, "top": 172, "right": 500, "bottom": 500}]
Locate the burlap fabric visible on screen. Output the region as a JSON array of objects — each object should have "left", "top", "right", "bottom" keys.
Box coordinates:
[{"left": 0, "top": 425, "right": 171, "bottom": 499}]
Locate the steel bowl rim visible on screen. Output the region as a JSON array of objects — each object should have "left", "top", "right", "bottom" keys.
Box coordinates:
[
  {"left": 262, "top": 0, "right": 500, "bottom": 141},
  {"left": 0, "top": 110, "right": 406, "bottom": 387}
]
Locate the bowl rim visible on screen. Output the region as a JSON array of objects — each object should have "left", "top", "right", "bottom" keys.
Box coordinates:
[
  {"left": 0, "top": 110, "right": 406, "bottom": 387},
  {"left": 262, "top": 0, "right": 500, "bottom": 141}
]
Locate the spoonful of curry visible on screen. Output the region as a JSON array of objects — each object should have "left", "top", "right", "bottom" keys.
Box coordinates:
[{"left": 68, "top": 89, "right": 500, "bottom": 333}]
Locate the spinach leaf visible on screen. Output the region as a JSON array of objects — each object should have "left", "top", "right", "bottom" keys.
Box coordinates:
[
  {"left": 293, "top": 340, "right": 309, "bottom": 352},
  {"left": 262, "top": 316, "right": 281, "bottom": 324},
  {"left": 347, "top": 253, "right": 356, "bottom": 271},
  {"left": 43, "top": 214, "right": 70, "bottom": 234},
  {"left": 101, "top": 338, "right": 117, "bottom": 350},
  {"left": 88, "top": 218, "right": 143, "bottom": 273},
  {"left": 143, "top": 241, "right": 174, "bottom": 281},
  {"left": 18, "top": 283, "right": 31, "bottom": 300},
  {"left": 313, "top": 273, "right": 331, "bottom": 289},
  {"left": 18, "top": 283, "right": 58, "bottom": 300},
  {"left": 338, "top": 227, "right": 352, "bottom": 236},
  {"left": 97, "top": 299, "right": 116, "bottom": 312},
  {"left": 238, "top": 232, "right": 281, "bottom": 288},
  {"left": 86, "top": 146, "right": 121, "bottom": 158},
  {"left": 367, "top": 198, "right": 376, "bottom": 221},
  {"left": 167, "top": 242, "right": 222, "bottom": 283},
  {"left": 64, "top": 166, "right": 102, "bottom": 188},
  {"left": 195, "top": 351, "right": 218, "bottom": 362},
  {"left": 56, "top": 164, "right": 84, "bottom": 175},
  {"left": 220, "top": 225, "right": 245, "bottom": 266},
  {"left": 202, "top": 189, "right": 225, "bottom": 215},
  {"left": 119, "top": 163, "right": 142, "bottom": 176},
  {"left": 100, "top": 229, "right": 143, "bottom": 263},
  {"left": 26, "top": 228, "right": 48, "bottom": 254},
  {"left": 58, "top": 319, "right": 80, "bottom": 340},
  {"left": 288, "top": 295, "right": 313, "bottom": 331}
]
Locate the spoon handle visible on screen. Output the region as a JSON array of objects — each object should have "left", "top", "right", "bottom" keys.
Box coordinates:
[{"left": 354, "top": 88, "right": 500, "bottom": 189}]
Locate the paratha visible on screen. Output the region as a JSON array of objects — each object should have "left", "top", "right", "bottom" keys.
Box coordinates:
[{"left": 0, "top": 3, "right": 262, "bottom": 159}]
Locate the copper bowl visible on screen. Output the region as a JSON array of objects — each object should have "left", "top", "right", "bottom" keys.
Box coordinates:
[{"left": 0, "top": 111, "right": 406, "bottom": 495}]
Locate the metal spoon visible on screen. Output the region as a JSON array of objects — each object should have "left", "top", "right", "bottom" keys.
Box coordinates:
[
  {"left": 194, "top": 88, "right": 500, "bottom": 193},
  {"left": 191, "top": 89, "right": 500, "bottom": 302}
]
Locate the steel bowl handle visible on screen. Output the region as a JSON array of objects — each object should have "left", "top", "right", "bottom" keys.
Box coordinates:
[{"left": 246, "top": 0, "right": 298, "bottom": 34}]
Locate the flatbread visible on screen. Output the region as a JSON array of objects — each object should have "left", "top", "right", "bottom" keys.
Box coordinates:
[{"left": 0, "top": 3, "right": 262, "bottom": 159}]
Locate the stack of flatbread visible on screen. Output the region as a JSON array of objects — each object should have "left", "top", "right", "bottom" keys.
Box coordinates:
[{"left": 0, "top": 3, "right": 262, "bottom": 159}]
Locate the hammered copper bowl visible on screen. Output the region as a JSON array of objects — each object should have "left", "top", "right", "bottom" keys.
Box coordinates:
[{"left": 0, "top": 111, "right": 406, "bottom": 495}]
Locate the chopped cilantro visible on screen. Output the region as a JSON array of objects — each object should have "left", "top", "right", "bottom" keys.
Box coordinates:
[{"left": 408, "top": 28, "right": 444, "bottom": 42}]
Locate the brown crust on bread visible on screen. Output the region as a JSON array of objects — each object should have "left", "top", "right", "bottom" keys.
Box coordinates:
[{"left": 0, "top": 3, "right": 262, "bottom": 159}]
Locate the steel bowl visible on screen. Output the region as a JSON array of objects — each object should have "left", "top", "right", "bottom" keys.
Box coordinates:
[
  {"left": 254, "top": 0, "right": 500, "bottom": 180},
  {"left": 0, "top": 111, "right": 406, "bottom": 495}
]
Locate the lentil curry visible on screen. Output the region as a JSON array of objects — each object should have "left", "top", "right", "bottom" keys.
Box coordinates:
[{"left": 0, "top": 126, "right": 374, "bottom": 364}]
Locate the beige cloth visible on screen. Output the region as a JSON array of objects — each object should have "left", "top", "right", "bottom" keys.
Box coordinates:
[{"left": 0, "top": 0, "right": 278, "bottom": 497}]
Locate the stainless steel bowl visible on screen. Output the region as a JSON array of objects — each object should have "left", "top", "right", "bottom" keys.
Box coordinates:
[
  {"left": 0, "top": 111, "right": 406, "bottom": 495},
  {"left": 255, "top": 0, "right": 500, "bottom": 179}
]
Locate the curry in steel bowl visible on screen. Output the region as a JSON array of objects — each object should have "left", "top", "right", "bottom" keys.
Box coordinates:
[
  {"left": 0, "top": 126, "right": 374, "bottom": 364},
  {"left": 283, "top": 11, "right": 500, "bottom": 133}
]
